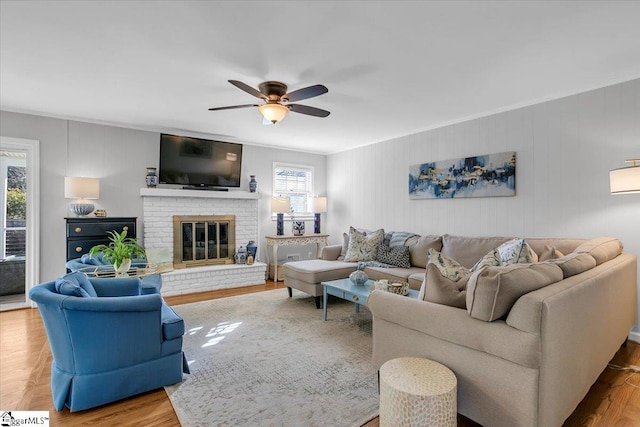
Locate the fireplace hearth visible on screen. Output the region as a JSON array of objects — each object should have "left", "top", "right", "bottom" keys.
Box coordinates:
[{"left": 173, "top": 215, "right": 236, "bottom": 268}]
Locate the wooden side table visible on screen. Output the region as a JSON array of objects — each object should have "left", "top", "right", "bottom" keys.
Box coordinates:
[
  {"left": 379, "top": 357, "right": 457, "bottom": 426},
  {"left": 264, "top": 234, "right": 329, "bottom": 282}
]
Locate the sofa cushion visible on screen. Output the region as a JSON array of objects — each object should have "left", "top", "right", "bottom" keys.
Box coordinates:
[
  {"left": 405, "top": 235, "right": 442, "bottom": 268},
  {"left": 497, "top": 238, "right": 538, "bottom": 264},
  {"left": 363, "top": 266, "right": 425, "bottom": 284},
  {"left": 408, "top": 272, "right": 425, "bottom": 290},
  {"left": 538, "top": 244, "right": 564, "bottom": 261},
  {"left": 376, "top": 244, "right": 411, "bottom": 268},
  {"left": 524, "top": 238, "right": 587, "bottom": 257},
  {"left": 441, "top": 234, "right": 512, "bottom": 269},
  {"left": 54, "top": 272, "right": 98, "bottom": 297},
  {"left": 419, "top": 262, "right": 468, "bottom": 309},
  {"left": 283, "top": 259, "right": 357, "bottom": 283},
  {"left": 344, "top": 227, "right": 384, "bottom": 262},
  {"left": 544, "top": 252, "right": 597, "bottom": 278},
  {"left": 573, "top": 236, "right": 623, "bottom": 265},
  {"left": 466, "top": 263, "right": 563, "bottom": 321}
]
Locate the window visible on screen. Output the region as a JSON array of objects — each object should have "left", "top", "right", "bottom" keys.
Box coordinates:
[{"left": 273, "top": 163, "right": 314, "bottom": 220}]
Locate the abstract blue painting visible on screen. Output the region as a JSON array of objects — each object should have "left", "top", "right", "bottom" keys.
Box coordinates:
[{"left": 409, "top": 151, "right": 516, "bottom": 199}]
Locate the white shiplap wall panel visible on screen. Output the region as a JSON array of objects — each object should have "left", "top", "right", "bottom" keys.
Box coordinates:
[{"left": 327, "top": 78, "right": 640, "bottom": 334}]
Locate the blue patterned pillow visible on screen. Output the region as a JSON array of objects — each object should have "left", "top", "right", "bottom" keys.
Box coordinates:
[
  {"left": 497, "top": 238, "right": 538, "bottom": 265},
  {"left": 427, "top": 248, "right": 470, "bottom": 282},
  {"left": 376, "top": 244, "right": 411, "bottom": 268},
  {"left": 471, "top": 248, "right": 502, "bottom": 272}
]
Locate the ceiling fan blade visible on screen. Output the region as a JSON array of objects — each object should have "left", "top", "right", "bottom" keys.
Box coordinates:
[
  {"left": 228, "top": 80, "right": 268, "bottom": 100},
  {"left": 208, "top": 104, "right": 258, "bottom": 111},
  {"left": 284, "top": 84, "right": 328, "bottom": 103},
  {"left": 289, "top": 104, "right": 330, "bottom": 117}
]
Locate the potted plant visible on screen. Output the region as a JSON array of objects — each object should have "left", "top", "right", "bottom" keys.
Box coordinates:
[{"left": 89, "top": 230, "right": 146, "bottom": 276}]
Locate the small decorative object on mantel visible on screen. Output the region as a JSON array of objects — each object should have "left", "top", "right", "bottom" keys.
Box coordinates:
[
  {"left": 145, "top": 167, "right": 158, "bottom": 188},
  {"left": 235, "top": 246, "right": 247, "bottom": 264},
  {"left": 249, "top": 175, "right": 257, "bottom": 193},
  {"left": 349, "top": 268, "right": 368, "bottom": 286},
  {"left": 246, "top": 240, "right": 257, "bottom": 260},
  {"left": 94, "top": 209, "right": 107, "bottom": 217},
  {"left": 246, "top": 252, "right": 254, "bottom": 265}
]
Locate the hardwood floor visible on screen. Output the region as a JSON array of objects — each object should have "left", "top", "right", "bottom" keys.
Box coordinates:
[{"left": 1, "top": 281, "right": 638, "bottom": 426}]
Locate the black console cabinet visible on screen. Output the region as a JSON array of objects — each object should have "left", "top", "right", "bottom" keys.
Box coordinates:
[{"left": 65, "top": 217, "right": 137, "bottom": 261}]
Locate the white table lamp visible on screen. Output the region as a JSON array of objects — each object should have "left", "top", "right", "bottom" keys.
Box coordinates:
[
  {"left": 65, "top": 177, "right": 100, "bottom": 216},
  {"left": 271, "top": 196, "right": 291, "bottom": 235}
]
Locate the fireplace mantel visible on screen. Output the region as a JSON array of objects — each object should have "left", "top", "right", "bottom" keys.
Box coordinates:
[{"left": 140, "top": 187, "right": 260, "bottom": 200}]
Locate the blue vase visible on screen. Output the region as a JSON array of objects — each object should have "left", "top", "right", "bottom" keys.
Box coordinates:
[
  {"left": 246, "top": 240, "right": 257, "bottom": 260},
  {"left": 249, "top": 175, "right": 257, "bottom": 193}
]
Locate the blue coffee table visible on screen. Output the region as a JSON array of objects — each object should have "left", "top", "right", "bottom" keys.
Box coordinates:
[{"left": 321, "top": 278, "right": 419, "bottom": 320}]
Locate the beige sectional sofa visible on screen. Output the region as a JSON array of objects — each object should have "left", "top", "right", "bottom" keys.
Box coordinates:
[{"left": 283, "top": 232, "right": 638, "bottom": 427}]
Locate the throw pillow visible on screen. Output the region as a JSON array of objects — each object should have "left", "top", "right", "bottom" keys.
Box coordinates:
[
  {"left": 55, "top": 271, "right": 98, "bottom": 297},
  {"left": 471, "top": 248, "right": 502, "bottom": 272},
  {"left": 344, "top": 227, "right": 385, "bottom": 262},
  {"left": 419, "top": 262, "right": 468, "bottom": 309},
  {"left": 573, "top": 237, "right": 623, "bottom": 265},
  {"left": 466, "top": 263, "right": 563, "bottom": 321},
  {"left": 496, "top": 238, "right": 538, "bottom": 265},
  {"left": 55, "top": 278, "right": 92, "bottom": 297},
  {"left": 544, "top": 252, "right": 597, "bottom": 278},
  {"left": 427, "top": 248, "right": 470, "bottom": 282},
  {"left": 538, "top": 245, "right": 565, "bottom": 262},
  {"left": 376, "top": 244, "right": 411, "bottom": 268}
]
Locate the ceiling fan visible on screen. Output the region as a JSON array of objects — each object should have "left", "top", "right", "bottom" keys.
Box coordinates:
[{"left": 208, "top": 80, "right": 330, "bottom": 124}]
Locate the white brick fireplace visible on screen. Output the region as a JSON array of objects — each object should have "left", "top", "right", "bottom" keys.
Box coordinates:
[{"left": 140, "top": 188, "right": 266, "bottom": 296}]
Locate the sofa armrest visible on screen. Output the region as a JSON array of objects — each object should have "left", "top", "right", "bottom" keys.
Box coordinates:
[{"left": 320, "top": 244, "right": 342, "bottom": 260}]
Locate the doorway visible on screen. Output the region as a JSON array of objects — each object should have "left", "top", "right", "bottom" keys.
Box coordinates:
[{"left": 0, "top": 137, "right": 39, "bottom": 310}]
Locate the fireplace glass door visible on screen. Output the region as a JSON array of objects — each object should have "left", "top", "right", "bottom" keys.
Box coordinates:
[{"left": 174, "top": 215, "right": 235, "bottom": 268}]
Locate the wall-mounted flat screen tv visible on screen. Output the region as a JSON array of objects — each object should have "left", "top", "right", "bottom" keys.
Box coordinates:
[{"left": 159, "top": 133, "right": 243, "bottom": 188}]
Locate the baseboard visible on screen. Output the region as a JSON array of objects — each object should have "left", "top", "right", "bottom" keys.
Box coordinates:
[{"left": 629, "top": 331, "right": 640, "bottom": 344}]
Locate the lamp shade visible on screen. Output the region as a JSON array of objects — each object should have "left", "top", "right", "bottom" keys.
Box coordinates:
[
  {"left": 610, "top": 160, "right": 640, "bottom": 194},
  {"left": 308, "top": 197, "right": 327, "bottom": 213},
  {"left": 271, "top": 196, "right": 291, "bottom": 213},
  {"left": 64, "top": 177, "right": 100, "bottom": 199},
  {"left": 259, "top": 104, "right": 289, "bottom": 124}
]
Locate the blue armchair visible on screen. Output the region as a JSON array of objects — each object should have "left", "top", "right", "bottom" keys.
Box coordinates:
[
  {"left": 65, "top": 253, "right": 162, "bottom": 294},
  {"left": 29, "top": 273, "right": 189, "bottom": 412}
]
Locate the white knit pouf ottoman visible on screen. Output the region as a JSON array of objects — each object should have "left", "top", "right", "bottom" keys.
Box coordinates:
[{"left": 379, "top": 357, "right": 457, "bottom": 427}]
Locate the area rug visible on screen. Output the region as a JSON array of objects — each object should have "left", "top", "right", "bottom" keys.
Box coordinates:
[{"left": 165, "top": 289, "right": 379, "bottom": 427}]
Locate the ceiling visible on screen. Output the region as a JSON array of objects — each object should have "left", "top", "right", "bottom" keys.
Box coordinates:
[{"left": 1, "top": 1, "right": 639, "bottom": 155}]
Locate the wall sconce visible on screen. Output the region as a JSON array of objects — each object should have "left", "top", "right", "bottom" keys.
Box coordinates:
[
  {"left": 271, "top": 196, "right": 291, "bottom": 235},
  {"left": 308, "top": 197, "right": 327, "bottom": 234},
  {"left": 610, "top": 159, "right": 640, "bottom": 195},
  {"left": 64, "top": 177, "right": 100, "bottom": 216}
]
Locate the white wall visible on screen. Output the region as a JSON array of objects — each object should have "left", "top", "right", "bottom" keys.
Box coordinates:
[
  {"left": 327, "top": 78, "right": 640, "bottom": 334},
  {"left": 0, "top": 111, "right": 326, "bottom": 282}
]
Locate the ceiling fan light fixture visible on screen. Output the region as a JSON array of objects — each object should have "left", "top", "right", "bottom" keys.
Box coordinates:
[{"left": 258, "top": 103, "right": 289, "bottom": 124}]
